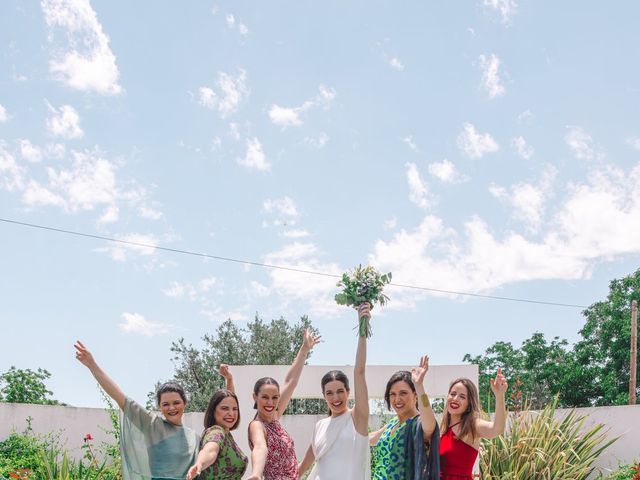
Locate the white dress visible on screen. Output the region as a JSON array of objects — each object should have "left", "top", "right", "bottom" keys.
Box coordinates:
[{"left": 308, "top": 410, "right": 370, "bottom": 480}]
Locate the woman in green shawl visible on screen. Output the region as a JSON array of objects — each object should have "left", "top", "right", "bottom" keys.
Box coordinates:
[{"left": 75, "top": 341, "right": 198, "bottom": 480}]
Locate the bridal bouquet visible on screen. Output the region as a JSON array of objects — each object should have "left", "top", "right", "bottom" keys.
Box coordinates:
[{"left": 334, "top": 265, "right": 392, "bottom": 338}]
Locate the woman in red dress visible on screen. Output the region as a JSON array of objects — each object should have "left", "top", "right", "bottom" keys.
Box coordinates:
[{"left": 439, "top": 369, "right": 507, "bottom": 480}]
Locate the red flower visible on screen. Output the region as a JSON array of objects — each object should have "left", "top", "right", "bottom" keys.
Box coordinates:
[{"left": 84, "top": 433, "right": 94, "bottom": 441}]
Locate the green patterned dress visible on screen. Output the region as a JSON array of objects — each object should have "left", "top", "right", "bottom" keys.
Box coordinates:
[
  {"left": 199, "top": 426, "right": 248, "bottom": 480},
  {"left": 373, "top": 416, "right": 411, "bottom": 480}
]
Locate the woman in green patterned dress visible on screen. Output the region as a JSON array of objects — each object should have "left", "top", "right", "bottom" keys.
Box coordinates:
[
  {"left": 369, "top": 356, "right": 438, "bottom": 480},
  {"left": 187, "top": 389, "right": 254, "bottom": 480}
]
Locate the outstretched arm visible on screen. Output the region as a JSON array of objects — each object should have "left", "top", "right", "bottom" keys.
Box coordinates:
[
  {"left": 477, "top": 368, "right": 508, "bottom": 439},
  {"left": 247, "top": 421, "right": 268, "bottom": 480},
  {"left": 352, "top": 303, "right": 370, "bottom": 436},
  {"left": 278, "top": 329, "right": 321, "bottom": 417},
  {"left": 186, "top": 442, "right": 220, "bottom": 480},
  {"left": 74, "top": 341, "right": 126, "bottom": 410},
  {"left": 412, "top": 355, "right": 437, "bottom": 441},
  {"left": 219, "top": 364, "right": 234, "bottom": 393},
  {"left": 298, "top": 444, "right": 315, "bottom": 477}
]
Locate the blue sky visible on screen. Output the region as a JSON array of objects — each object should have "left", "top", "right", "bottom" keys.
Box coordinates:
[{"left": 1, "top": 0, "right": 639, "bottom": 408}]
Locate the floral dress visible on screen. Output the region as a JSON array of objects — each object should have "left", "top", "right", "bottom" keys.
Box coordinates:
[
  {"left": 249, "top": 418, "right": 298, "bottom": 479},
  {"left": 199, "top": 425, "right": 248, "bottom": 480}
]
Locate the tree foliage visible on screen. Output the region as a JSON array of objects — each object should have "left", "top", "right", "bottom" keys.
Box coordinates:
[
  {"left": 464, "top": 268, "right": 640, "bottom": 408},
  {"left": 164, "top": 313, "right": 319, "bottom": 412},
  {"left": 0, "top": 367, "right": 58, "bottom": 405}
]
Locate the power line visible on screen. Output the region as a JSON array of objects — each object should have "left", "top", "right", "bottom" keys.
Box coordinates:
[{"left": 0, "top": 217, "right": 588, "bottom": 309}]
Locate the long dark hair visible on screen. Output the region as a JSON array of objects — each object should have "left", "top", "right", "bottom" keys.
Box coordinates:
[
  {"left": 441, "top": 378, "right": 479, "bottom": 442},
  {"left": 156, "top": 381, "right": 187, "bottom": 405},
  {"left": 384, "top": 370, "right": 417, "bottom": 410},
  {"left": 204, "top": 389, "right": 240, "bottom": 430},
  {"left": 253, "top": 377, "right": 280, "bottom": 409}
]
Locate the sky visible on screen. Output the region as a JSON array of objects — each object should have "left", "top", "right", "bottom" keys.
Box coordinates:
[{"left": 1, "top": 0, "right": 639, "bottom": 408}]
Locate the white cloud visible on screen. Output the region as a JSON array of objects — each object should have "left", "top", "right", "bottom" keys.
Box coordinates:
[
  {"left": 264, "top": 196, "right": 301, "bottom": 228},
  {"left": 406, "top": 162, "right": 431, "bottom": 209},
  {"left": 478, "top": 53, "right": 505, "bottom": 98},
  {"left": 250, "top": 281, "right": 270, "bottom": 297},
  {"left": 369, "top": 161, "right": 640, "bottom": 307},
  {"left": 138, "top": 205, "right": 163, "bottom": 220},
  {"left": 201, "top": 307, "right": 249, "bottom": 323},
  {"left": 198, "top": 70, "right": 249, "bottom": 118},
  {"left": 119, "top": 312, "right": 170, "bottom": 336},
  {"left": 199, "top": 276, "right": 218, "bottom": 292},
  {"left": 19, "top": 139, "right": 43, "bottom": 163},
  {"left": 22, "top": 180, "right": 66, "bottom": 207},
  {"left": 384, "top": 217, "right": 397, "bottom": 230},
  {"left": 457, "top": 123, "right": 499, "bottom": 159},
  {"left": 0, "top": 143, "right": 25, "bottom": 192},
  {"left": 491, "top": 166, "right": 557, "bottom": 232},
  {"left": 46, "top": 143, "right": 66, "bottom": 159},
  {"left": 42, "top": 0, "right": 122, "bottom": 95},
  {"left": 268, "top": 85, "right": 336, "bottom": 128},
  {"left": 565, "top": 126, "right": 596, "bottom": 160},
  {"left": 101, "top": 233, "right": 158, "bottom": 262},
  {"left": 303, "top": 133, "right": 329, "bottom": 148},
  {"left": 268, "top": 105, "right": 303, "bottom": 127},
  {"left": 517, "top": 109, "right": 533, "bottom": 124},
  {"left": 511, "top": 136, "right": 534, "bottom": 160},
  {"left": 627, "top": 136, "right": 640, "bottom": 151},
  {"left": 263, "top": 242, "right": 343, "bottom": 316},
  {"left": 238, "top": 23, "right": 249, "bottom": 36},
  {"left": 46, "top": 104, "right": 83, "bottom": 139},
  {"left": 238, "top": 137, "right": 270, "bottom": 171},
  {"left": 225, "top": 13, "right": 235, "bottom": 28},
  {"left": 283, "top": 229, "right": 310, "bottom": 239},
  {"left": 198, "top": 87, "right": 217, "bottom": 109},
  {"left": 484, "top": 0, "right": 518, "bottom": 24},
  {"left": 163, "top": 281, "right": 197, "bottom": 300},
  {"left": 403, "top": 136, "right": 418, "bottom": 152},
  {"left": 428, "top": 159, "right": 468, "bottom": 184},
  {"left": 389, "top": 57, "right": 405, "bottom": 71},
  {"left": 0, "top": 104, "right": 8, "bottom": 123}
]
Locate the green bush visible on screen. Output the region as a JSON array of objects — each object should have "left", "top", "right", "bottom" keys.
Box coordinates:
[
  {"left": 0, "top": 431, "right": 47, "bottom": 478},
  {"left": 598, "top": 462, "right": 640, "bottom": 479}
]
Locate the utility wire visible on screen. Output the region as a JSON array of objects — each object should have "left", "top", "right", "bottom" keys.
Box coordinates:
[{"left": 0, "top": 217, "right": 588, "bottom": 308}]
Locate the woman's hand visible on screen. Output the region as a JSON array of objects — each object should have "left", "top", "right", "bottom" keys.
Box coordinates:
[
  {"left": 411, "top": 355, "right": 429, "bottom": 386},
  {"left": 186, "top": 465, "right": 200, "bottom": 480},
  {"left": 357, "top": 302, "right": 371, "bottom": 320},
  {"left": 490, "top": 368, "right": 508, "bottom": 397},
  {"left": 302, "top": 328, "right": 322, "bottom": 352},
  {"left": 74, "top": 341, "right": 97, "bottom": 369},
  {"left": 219, "top": 364, "right": 232, "bottom": 381}
]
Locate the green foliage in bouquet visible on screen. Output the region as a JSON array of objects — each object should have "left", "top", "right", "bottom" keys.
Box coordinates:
[{"left": 335, "top": 265, "right": 392, "bottom": 337}]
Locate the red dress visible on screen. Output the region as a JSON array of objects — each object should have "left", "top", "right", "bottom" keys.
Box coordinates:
[{"left": 439, "top": 422, "right": 478, "bottom": 480}]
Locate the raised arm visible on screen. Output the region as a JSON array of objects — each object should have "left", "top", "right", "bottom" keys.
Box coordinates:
[
  {"left": 277, "top": 328, "right": 321, "bottom": 417},
  {"left": 298, "top": 444, "right": 315, "bottom": 477},
  {"left": 186, "top": 442, "right": 220, "bottom": 480},
  {"left": 369, "top": 425, "right": 386, "bottom": 446},
  {"left": 219, "top": 364, "right": 234, "bottom": 393},
  {"left": 412, "top": 355, "right": 437, "bottom": 441},
  {"left": 352, "top": 303, "right": 369, "bottom": 436},
  {"left": 476, "top": 368, "right": 508, "bottom": 439},
  {"left": 74, "top": 341, "right": 126, "bottom": 410},
  {"left": 247, "top": 421, "right": 268, "bottom": 480}
]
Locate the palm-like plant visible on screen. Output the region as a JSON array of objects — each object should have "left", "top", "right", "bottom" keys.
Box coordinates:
[{"left": 481, "top": 397, "right": 617, "bottom": 480}]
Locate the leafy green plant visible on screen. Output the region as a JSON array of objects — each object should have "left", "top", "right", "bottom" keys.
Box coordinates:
[
  {"left": 0, "top": 425, "right": 47, "bottom": 478},
  {"left": 38, "top": 445, "right": 108, "bottom": 480},
  {"left": 480, "top": 397, "right": 617, "bottom": 479},
  {"left": 599, "top": 462, "right": 640, "bottom": 480}
]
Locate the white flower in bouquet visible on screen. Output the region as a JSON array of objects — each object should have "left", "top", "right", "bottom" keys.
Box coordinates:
[{"left": 334, "top": 265, "right": 392, "bottom": 337}]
